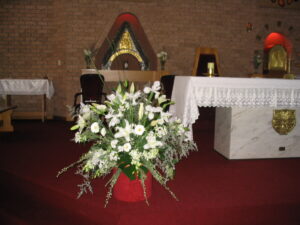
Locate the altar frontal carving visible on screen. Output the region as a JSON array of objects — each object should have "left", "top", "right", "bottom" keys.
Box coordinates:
[{"left": 272, "top": 109, "right": 296, "bottom": 135}]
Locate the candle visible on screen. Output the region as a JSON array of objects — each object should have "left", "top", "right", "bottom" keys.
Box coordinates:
[{"left": 207, "top": 62, "right": 214, "bottom": 75}]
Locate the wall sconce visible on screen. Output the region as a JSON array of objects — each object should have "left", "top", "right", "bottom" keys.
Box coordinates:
[{"left": 246, "top": 22, "right": 253, "bottom": 32}]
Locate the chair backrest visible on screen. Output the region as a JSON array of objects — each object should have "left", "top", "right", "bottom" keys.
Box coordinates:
[
  {"left": 160, "top": 75, "right": 175, "bottom": 100},
  {"left": 80, "top": 74, "right": 105, "bottom": 104}
]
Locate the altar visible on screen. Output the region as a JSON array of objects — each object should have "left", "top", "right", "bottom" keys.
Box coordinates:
[{"left": 170, "top": 76, "right": 300, "bottom": 159}]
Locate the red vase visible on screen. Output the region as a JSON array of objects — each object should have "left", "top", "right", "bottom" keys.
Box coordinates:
[{"left": 113, "top": 169, "right": 152, "bottom": 202}]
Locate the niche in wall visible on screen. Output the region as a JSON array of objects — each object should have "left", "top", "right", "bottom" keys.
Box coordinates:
[
  {"left": 95, "top": 13, "right": 157, "bottom": 71},
  {"left": 263, "top": 32, "right": 292, "bottom": 77}
]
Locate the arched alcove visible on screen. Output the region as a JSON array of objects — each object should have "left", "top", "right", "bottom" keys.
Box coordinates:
[
  {"left": 263, "top": 32, "right": 292, "bottom": 77},
  {"left": 95, "top": 13, "right": 157, "bottom": 71}
]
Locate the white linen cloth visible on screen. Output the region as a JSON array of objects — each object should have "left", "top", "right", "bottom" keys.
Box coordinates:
[
  {"left": 0, "top": 79, "right": 55, "bottom": 99},
  {"left": 169, "top": 76, "right": 300, "bottom": 128}
]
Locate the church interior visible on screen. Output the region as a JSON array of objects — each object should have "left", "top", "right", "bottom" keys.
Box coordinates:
[{"left": 1, "top": 0, "right": 300, "bottom": 224}]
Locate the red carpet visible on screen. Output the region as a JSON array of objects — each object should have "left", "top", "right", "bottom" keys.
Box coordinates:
[{"left": 1, "top": 117, "right": 300, "bottom": 225}]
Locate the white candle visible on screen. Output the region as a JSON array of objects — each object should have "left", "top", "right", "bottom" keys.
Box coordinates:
[{"left": 207, "top": 62, "right": 214, "bottom": 75}]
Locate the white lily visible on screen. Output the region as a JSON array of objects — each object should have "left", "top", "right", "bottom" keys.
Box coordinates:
[
  {"left": 114, "top": 120, "right": 132, "bottom": 142},
  {"left": 138, "top": 103, "right": 144, "bottom": 120},
  {"left": 127, "top": 90, "right": 141, "bottom": 105}
]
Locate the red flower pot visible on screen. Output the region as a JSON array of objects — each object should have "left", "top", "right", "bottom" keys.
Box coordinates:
[{"left": 113, "top": 169, "right": 152, "bottom": 202}]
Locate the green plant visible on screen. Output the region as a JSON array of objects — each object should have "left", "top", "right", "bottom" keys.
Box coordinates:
[{"left": 83, "top": 48, "right": 98, "bottom": 69}]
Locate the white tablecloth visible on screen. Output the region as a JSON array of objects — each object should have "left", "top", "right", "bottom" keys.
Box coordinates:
[
  {"left": 169, "top": 76, "right": 300, "bottom": 127},
  {"left": 0, "top": 79, "right": 54, "bottom": 99}
]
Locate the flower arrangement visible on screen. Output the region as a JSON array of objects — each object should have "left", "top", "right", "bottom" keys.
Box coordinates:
[
  {"left": 157, "top": 51, "right": 168, "bottom": 70},
  {"left": 58, "top": 81, "right": 197, "bottom": 207}
]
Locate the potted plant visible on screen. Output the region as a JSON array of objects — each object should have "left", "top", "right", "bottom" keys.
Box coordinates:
[
  {"left": 81, "top": 48, "right": 99, "bottom": 74},
  {"left": 57, "top": 81, "right": 197, "bottom": 207},
  {"left": 157, "top": 51, "right": 168, "bottom": 70}
]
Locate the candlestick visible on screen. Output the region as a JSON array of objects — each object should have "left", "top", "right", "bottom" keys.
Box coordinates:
[{"left": 207, "top": 62, "right": 215, "bottom": 76}]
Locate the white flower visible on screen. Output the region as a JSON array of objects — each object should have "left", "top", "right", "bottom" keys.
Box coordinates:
[
  {"left": 123, "top": 143, "right": 132, "bottom": 152},
  {"left": 105, "top": 109, "right": 123, "bottom": 128},
  {"left": 145, "top": 105, "right": 153, "bottom": 112},
  {"left": 158, "top": 95, "right": 167, "bottom": 104},
  {"left": 114, "top": 120, "right": 132, "bottom": 141},
  {"left": 134, "top": 125, "right": 145, "bottom": 136},
  {"left": 119, "top": 105, "right": 126, "bottom": 112},
  {"left": 144, "top": 132, "right": 162, "bottom": 149},
  {"left": 127, "top": 91, "right": 141, "bottom": 105},
  {"left": 153, "top": 106, "right": 162, "bottom": 113},
  {"left": 91, "top": 151, "right": 102, "bottom": 165},
  {"left": 100, "top": 128, "right": 106, "bottom": 136},
  {"left": 143, "top": 148, "right": 159, "bottom": 160},
  {"left": 111, "top": 140, "right": 118, "bottom": 148},
  {"left": 177, "top": 124, "right": 185, "bottom": 135},
  {"left": 95, "top": 104, "right": 106, "bottom": 111},
  {"left": 138, "top": 103, "right": 144, "bottom": 120},
  {"left": 118, "top": 146, "right": 124, "bottom": 152},
  {"left": 144, "top": 82, "right": 161, "bottom": 98},
  {"left": 109, "top": 117, "right": 120, "bottom": 127},
  {"left": 107, "top": 94, "right": 116, "bottom": 102},
  {"left": 80, "top": 103, "right": 90, "bottom": 114},
  {"left": 130, "top": 150, "right": 142, "bottom": 166},
  {"left": 130, "top": 149, "right": 141, "bottom": 160},
  {"left": 143, "top": 86, "right": 151, "bottom": 94},
  {"left": 156, "top": 112, "right": 171, "bottom": 125},
  {"left": 152, "top": 81, "right": 161, "bottom": 92},
  {"left": 77, "top": 115, "right": 85, "bottom": 130},
  {"left": 91, "top": 122, "right": 100, "bottom": 133},
  {"left": 175, "top": 118, "right": 181, "bottom": 123},
  {"left": 148, "top": 112, "right": 154, "bottom": 120},
  {"left": 155, "top": 126, "right": 167, "bottom": 138},
  {"left": 109, "top": 152, "right": 119, "bottom": 161},
  {"left": 74, "top": 132, "right": 81, "bottom": 143},
  {"left": 145, "top": 105, "right": 162, "bottom": 114}
]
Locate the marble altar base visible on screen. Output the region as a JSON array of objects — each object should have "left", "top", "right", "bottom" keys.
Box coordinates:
[{"left": 214, "top": 107, "right": 300, "bottom": 159}]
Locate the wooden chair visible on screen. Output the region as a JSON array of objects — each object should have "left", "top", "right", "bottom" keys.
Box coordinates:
[
  {"left": 73, "top": 74, "right": 106, "bottom": 114},
  {"left": 160, "top": 75, "right": 175, "bottom": 99},
  {"left": 192, "top": 47, "right": 221, "bottom": 76},
  {"left": 160, "top": 75, "right": 175, "bottom": 111}
]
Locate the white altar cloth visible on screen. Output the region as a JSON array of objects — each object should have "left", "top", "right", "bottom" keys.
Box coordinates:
[
  {"left": 0, "top": 79, "right": 54, "bottom": 99},
  {"left": 170, "top": 76, "right": 300, "bottom": 127}
]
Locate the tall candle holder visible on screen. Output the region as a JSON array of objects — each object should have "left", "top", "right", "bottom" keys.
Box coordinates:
[{"left": 207, "top": 62, "right": 215, "bottom": 77}]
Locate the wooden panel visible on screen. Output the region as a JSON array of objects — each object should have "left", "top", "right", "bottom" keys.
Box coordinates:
[
  {"left": 81, "top": 70, "right": 170, "bottom": 82},
  {"left": 12, "top": 111, "right": 52, "bottom": 120}
]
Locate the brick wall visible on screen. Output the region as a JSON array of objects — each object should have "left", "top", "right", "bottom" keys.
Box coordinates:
[{"left": 1, "top": 0, "right": 300, "bottom": 119}]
